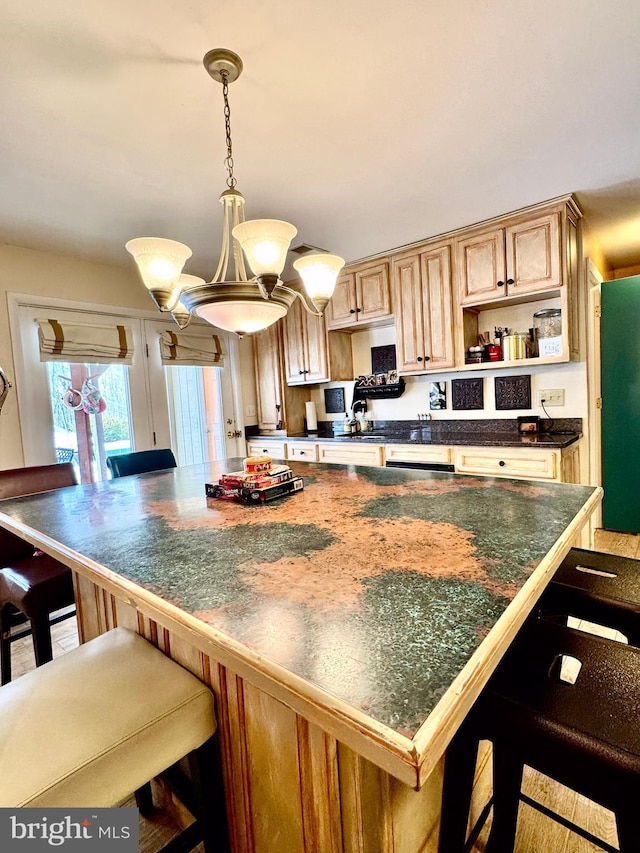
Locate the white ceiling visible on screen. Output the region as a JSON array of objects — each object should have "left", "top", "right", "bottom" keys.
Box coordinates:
[{"left": 2, "top": 0, "right": 640, "bottom": 279}]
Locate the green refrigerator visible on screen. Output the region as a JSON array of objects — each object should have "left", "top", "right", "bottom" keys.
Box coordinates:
[{"left": 601, "top": 274, "right": 640, "bottom": 533}]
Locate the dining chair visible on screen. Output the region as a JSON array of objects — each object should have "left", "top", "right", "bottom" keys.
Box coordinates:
[
  {"left": 106, "top": 448, "right": 177, "bottom": 478},
  {"left": 0, "top": 461, "right": 78, "bottom": 684}
]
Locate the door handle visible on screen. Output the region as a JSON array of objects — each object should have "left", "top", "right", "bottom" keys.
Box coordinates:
[{"left": 227, "top": 430, "right": 242, "bottom": 438}]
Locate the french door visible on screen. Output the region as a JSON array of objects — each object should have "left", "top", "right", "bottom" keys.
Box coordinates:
[{"left": 10, "top": 298, "right": 244, "bottom": 481}]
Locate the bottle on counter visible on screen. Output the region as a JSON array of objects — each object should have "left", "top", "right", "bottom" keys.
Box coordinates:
[{"left": 343, "top": 412, "right": 353, "bottom": 435}]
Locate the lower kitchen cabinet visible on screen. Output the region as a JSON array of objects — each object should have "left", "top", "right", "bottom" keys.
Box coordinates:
[
  {"left": 453, "top": 444, "right": 581, "bottom": 483},
  {"left": 287, "top": 441, "right": 318, "bottom": 462},
  {"left": 317, "top": 442, "right": 385, "bottom": 467},
  {"left": 385, "top": 444, "right": 453, "bottom": 466},
  {"left": 246, "top": 439, "right": 287, "bottom": 460}
]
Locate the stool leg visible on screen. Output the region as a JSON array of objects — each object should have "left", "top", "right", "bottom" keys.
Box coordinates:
[
  {"left": 0, "top": 603, "right": 12, "bottom": 685},
  {"left": 188, "top": 737, "right": 230, "bottom": 853},
  {"left": 31, "top": 614, "right": 53, "bottom": 668},
  {"left": 438, "top": 723, "right": 480, "bottom": 853},
  {"left": 485, "top": 742, "right": 524, "bottom": 853},
  {"left": 135, "top": 782, "right": 155, "bottom": 817},
  {"left": 615, "top": 798, "right": 640, "bottom": 853}
]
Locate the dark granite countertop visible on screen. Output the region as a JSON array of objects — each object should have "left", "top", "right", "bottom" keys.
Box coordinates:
[
  {"left": 282, "top": 429, "right": 580, "bottom": 449},
  {"left": 0, "top": 461, "right": 598, "bottom": 743}
]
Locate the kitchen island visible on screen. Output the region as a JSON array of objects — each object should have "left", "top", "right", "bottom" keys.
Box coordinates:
[{"left": 0, "top": 461, "right": 601, "bottom": 852}]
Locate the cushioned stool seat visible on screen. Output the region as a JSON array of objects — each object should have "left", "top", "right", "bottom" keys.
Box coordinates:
[
  {"left": 0, "top": 461, "right": 78, "bottom": 684},
  {"left": 0, "top": 626, "right": 228, "bottom": 850},
  {"left": 0, "top": 554, "right": 75, "bottom": 678},
  {"left": 438, "top": 618, "right": 640, "bottom": 853},
  {"left": 538, "top": 547, "right": 640, "bottom": 644}
]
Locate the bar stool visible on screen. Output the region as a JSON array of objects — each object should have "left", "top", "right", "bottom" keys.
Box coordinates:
[
  {"left": 0, "top": 626, "right": 228, "bottom": 852},
  {"left": 438, "top": 618, "right": 640, "bottom": 853},
  {"left": 537, "top": 547, "right": 640, "bottom": 644},
  {"left": 0, "top": 462, "right": 78, "bottom": 684}
]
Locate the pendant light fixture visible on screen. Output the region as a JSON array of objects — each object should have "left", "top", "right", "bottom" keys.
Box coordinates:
[{"left": 126, "top": 49, "right": 344, "bottom": 336}]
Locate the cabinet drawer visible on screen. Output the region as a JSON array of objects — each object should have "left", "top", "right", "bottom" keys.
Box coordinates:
[
  {"left": 384, "top": 444, "right": 453, "bottom": 465},
  {"left": 317, "top": 443, "right": 384, "bottom": 467},
  {"left": 454, "top": 447, "right": 558, "bottom": 480},
  {"left": 246, "top": 440, "right": 287, "bottom": 460},
  {"left": 287, "top": 442, "right": 318, "bottom": 462}
]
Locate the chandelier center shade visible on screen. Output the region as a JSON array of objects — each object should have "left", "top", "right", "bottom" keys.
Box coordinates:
[{"left": 125, "top": 49, "right": 344, "bottom": 337}]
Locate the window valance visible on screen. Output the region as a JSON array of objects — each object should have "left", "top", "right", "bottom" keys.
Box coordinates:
[
  {"left": 159, "top": 329, "right": 225, "bottom": 367},
  {"left": 37, "top": 319, "right": 134, "bottom": 364}
]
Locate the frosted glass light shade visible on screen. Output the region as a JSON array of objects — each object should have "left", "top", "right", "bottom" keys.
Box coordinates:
[
  {"left": 194, "top": 300, "right": 287, "bottom": 335},
  {"left": 293, "top": 253, "right": 345, "bottom": 310},
  {"left": 232, "top": 219, "right": 297, "bottom": 277},
  {"left": 125, "top": 238, "right": 192, "bottom": 306}
]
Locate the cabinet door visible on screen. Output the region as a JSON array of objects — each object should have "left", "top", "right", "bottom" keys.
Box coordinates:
[
  {"left": 302, "top": 310, "right": 330, "bottom": 383},
  {"left": 326, "top": 273, "right": 357, "bottom": 330},
  {"left": 282, "top": 299, "right": 308, "bottom": 384},
  {"left": 457, "top": 228, "right": 506, "bottom": 305},
  {"left": 422, "top": 246, "right": 455, "bottom": 369},
  {"left": 505, "top": 212, "right": 561, "bottom": 296},
  {"left": 356, "top": 262, "right": 391, "bottom": 323},
  {"left": 393, "top": 253, "right": 426, "bottom": 373},
  {"left": 253, "top": 326, "right": 283, "bottom": 430}
]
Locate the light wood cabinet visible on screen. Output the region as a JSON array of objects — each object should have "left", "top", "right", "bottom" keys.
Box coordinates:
[
  {"left": 246, "top": 438, "right": 287, "bottom": 460},
  {"left": 326, "top": 260, "right": 392, "bottom": 330},
  {"left": 456, "top": 197, "right": 582, "bottom": 371},
  {"left": 317, "top": 442, "right": 384, "bottom": 467},
  {"left": 453, "top": 443, "right": 581, "bottom": 483},
  {"left": 458, "top": 210, "right": 562, "bottom": 306},
  {"left": 287, "top": 441, "right": 318, "bottom": 462},
  {"left": 282, "top": 295, "right": 352, "bottom": 386},
  {"left": 392, "top": 242, "right": 455, "bottom": 374},
  {"left": 384, "top": 444, "right": 453, "bottom": 465},
  {"left": 252, "top": 325, "right": 310, "bottom": 434}
]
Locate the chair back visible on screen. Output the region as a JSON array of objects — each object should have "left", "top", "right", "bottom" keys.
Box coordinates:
[
  {"left": 0, "top": 462, "right": 78, "bottom": 563},
  {"left": 0, "top": 462, "right": 78, "bottom": 501},
  {"left": 106, "top": 449, "right": 177, "bottom": 479}
]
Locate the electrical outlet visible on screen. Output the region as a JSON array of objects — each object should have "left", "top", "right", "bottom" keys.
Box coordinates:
[
  {"left": 538, "top": 389, "right": 565, "bottom": 407},
  {"left": 246, "top": 404, "right": 256, "bottom": 417}
]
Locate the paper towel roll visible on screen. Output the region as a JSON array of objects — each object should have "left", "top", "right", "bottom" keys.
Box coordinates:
[{"left": 305, "top": 401, "right": 318, "bottom": 432}]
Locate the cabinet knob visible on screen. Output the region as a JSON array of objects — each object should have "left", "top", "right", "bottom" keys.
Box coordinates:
[
  {"left": 424, "top": 355, "right": 431, "bottom": 362},
  {"left": 356, "top": 307, "right": 361, "bottom": 313},
  {"left": 299, "top": 370, "right": 305, "bottom": 374},
  {"left": 300, "top": 451, "right": 305, "bottom": 456},
  {"left": 417, "top": 356, "right": 423, "bottom": 362},
  {"left": 507, "top": 278, "right": 514, "bottom": 286},
  {"left": 499, "top": 460, "right": 506, "bottom": 467},
  {"left": 349, "top": 309, "right": 356, "bottom": 314},
  {"left": 497, "top": 280, "right": 505, "bottom": 287}
]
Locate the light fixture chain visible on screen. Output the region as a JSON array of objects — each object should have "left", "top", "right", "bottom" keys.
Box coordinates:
[{"left": 221, "top": 70, "right": 236, "bottom": 189}]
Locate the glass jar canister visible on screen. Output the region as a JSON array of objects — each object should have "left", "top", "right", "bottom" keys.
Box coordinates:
[{"left": 533, "top": 309, "right": 562, "bottom": 338}]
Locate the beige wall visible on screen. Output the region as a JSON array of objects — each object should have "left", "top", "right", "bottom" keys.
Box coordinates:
[{"left": 0, "top": 242, "right": 152, "bottom": 468}]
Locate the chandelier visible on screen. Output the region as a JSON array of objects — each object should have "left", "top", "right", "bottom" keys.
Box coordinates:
[{"left": 126, "top": 48, "right": 345, "bottom": 337}]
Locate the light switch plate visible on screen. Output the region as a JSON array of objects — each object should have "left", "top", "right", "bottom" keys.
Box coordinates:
[{"left": 538, "top": 389, "right": 565, "bottom": 407}]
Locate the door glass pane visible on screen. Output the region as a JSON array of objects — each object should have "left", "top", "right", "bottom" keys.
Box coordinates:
[
  {"left": 46, "top": 362, "right": 134, "bottom": 483},
  {"left": 165, "top": 366, "right": 226, "bottom": 464}
]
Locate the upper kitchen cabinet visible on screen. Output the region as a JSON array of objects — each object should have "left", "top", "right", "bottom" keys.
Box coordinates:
[
  {"left": 252, "top": 324, "right": 310, "bottom": 433},
  {"left": 392, "top": 241, "right": 455, "bottom": 374},
  {"left": 282, "top": 293, "right": 352, "bottom": 386},
  {"left": 456, "top": 197, "right": 583, "bottom": 368},
  {"left": 457, "top": 199, "right": 580, "bottom": 307},
  {"left": 326, "top": 260, "right": 392, "bottom": 330}
]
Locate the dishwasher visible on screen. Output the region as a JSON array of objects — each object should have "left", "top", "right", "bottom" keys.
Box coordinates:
[{"left": 385, "top": 460, "right": 455, "bottom": 472}]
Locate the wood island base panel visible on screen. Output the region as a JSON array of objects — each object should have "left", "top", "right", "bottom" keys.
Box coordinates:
[{"left": 0, "top": 461, "right": 601, "bottom": 853}]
